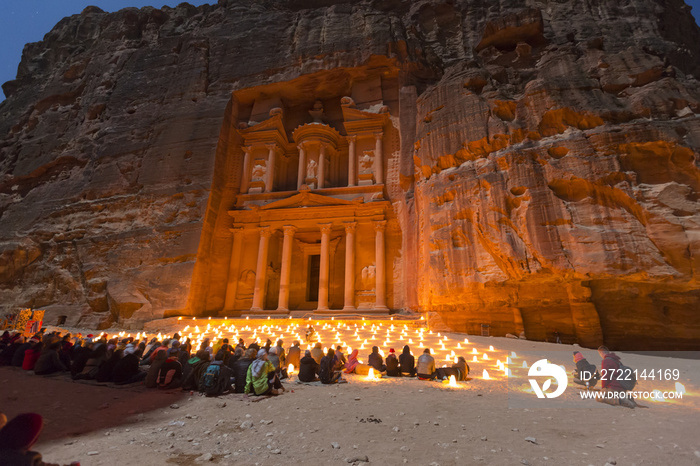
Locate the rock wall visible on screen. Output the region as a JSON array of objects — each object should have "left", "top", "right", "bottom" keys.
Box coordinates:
[{"left": 0, "top": 0, "right": 699, "bottom": 349}]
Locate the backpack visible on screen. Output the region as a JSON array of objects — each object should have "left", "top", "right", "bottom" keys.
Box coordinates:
[
  {"left": 199, "top": 363, "right": 227, "bottom": 397},
  {"left": 617, "top": 363, "right": 637, "bottom": 391}
]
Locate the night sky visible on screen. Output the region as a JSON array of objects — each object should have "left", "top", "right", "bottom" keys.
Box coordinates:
[{"left": 1, "top": 0, "right": 699, "bottom": 102}]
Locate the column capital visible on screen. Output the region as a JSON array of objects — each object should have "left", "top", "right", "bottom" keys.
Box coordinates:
[
  {"left": 242, "top": 145, "right": 254, "bottom": 154},
  {"left": 373, "top": 220, "right": 387, "bottom": 232},
  {"left": 259, "top": 226, "right": 273, "bottom": 238},
  {"left": 282, "top": 225, "right": 298, "bottom": 237},
  {"left": 346, "top": 134, "right": 357, "bottom": 143},
  {"left": 266, "top": 143, "right": 280, "bottom": 152},
  {"left": 297, "top": 141, "right": 307, "bottom": 151},
  {"left": 229, "top": 227, "right": 245, "bottom": 237},
  {"left": 373, "top": 132, "right": 383, "bottom": 140},
  {"left": 344, "top": 222, "right": 357, "bottom": 233},
  {"left": 319, "top": 223, "right": 333, "bottom": 234}
]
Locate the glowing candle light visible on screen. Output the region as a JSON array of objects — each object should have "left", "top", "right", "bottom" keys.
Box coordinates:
[
  {"left": 482, "top": 370, "right": 490, "bottom": 380},
  {"left": 473, "top": 356, "right": 478, "bottom": 362},
  {"left": 489, "top": 345, "right": 494, "bottom": 351},
  {"left": 522, "top": 361, "right": 528, "bottom": 368},
  {"left": 472, "top": 348, "right": 478, "bottom": 354},
  {"left": 506, "top": 357, "right": 513, "bottom": 365},
  {"left": 464, "top": 338, "right": 469, "bottom": 344},
  {"left": 675, "top": 382, "right": 686, "bottom": 395},
  {"left": 448, "top": 375, "right": 457, "bottom": 387},
  {"left": 288, "top": 364, "right": 294, "bottom": 375},
  {"left": 482, "top": 353, "right": 489, "bottom": 360},
  {"left": 367, "top": 367, "right": 376, "bottom": 380}
]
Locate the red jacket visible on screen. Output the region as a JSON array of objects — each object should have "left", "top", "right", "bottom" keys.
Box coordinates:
[
  {"left": 22, "top": 348, "right": 41, "bottom": 370},
  {"left": 601, "top": 353, "right": 624, "bottom": 391}
]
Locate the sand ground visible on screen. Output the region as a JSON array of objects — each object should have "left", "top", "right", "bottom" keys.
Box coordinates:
[{"left": 2, "top": 331, "right": 700, "bottom": 466}]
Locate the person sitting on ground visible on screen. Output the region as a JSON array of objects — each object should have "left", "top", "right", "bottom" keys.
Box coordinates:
[
  {"left": 305, "top": 325, "right": 316, "bottom": 343},
  {"left": 157, "top": 348, "right": 183, "bottom": 389},
  {"left": 141, "top": 337, "right": 159, "bottom": 363},
  {"left": 145, "top": 349, "right": 168, "bottom": 388},
  {"left": 245, "top": 349, "right": 285, "bottom": 396},
  {"left": 233, "top": 348, "right": 256, "bottom": 393},
  {"left": 58, "top": 334, "right": 73, "bottom": 368},
  {"left": 399, "top": 345, "right": 416, "bottom": 376},
  {"left": 34, "top": 342, "right": 68, "bottom": 376},
  {"left": 181, "top": 349, "right": 211, "bottom": 391},
  {"left": 0, "top": 335, "right": 23, "bottom": 367},
  {"left": 286, "top": 340, "right": 301, "bottom": 371},
  {"left": 319, "top": 348, "right": 342, "bottom": 384},
  {"left": 215, "top": 343, "right": 233, "bottom": 366},
  {"left": 236, "top": 338, "right": 246, "bottom": 350},
  {"left": 22, "top": 342, "right": 43, "bottom": 371},
  {"left": 385, "top": 348, "right": 401, "bottom": 377},
  {"left": 333, "top": 345, "right": 346, "bottom": 372},
  {"left": 368, "top": 346, "right": 386, "bottom": 374},
  {"left": 113, "top": 347, "right": 148, "bottom": 385},
  {"left": 310, "top": 342, "right": 324, "bottom": 365},
  {"left": 75, "top": 344, "right": 108, "bottom": 380},
  {"left": 416, "top": 348, "right": 436, "bottom": 380},
  {"left": 264, "top": 339, "right": 273, "bottom": 353},
  {"left": 572, "top": 351, "right": 600, "bottom": 388},
  {"left": 268, "top": 346, "right": 287, "bottom": 379},
  {"left": 96, "top": 349, "right": 123, "bottom": 383},
  {"left": 0, "top": 412, "right": 76, "bottom": 466},
  {"left": 248, "top": 340, "right": 261, "bottom": 352},
  {"left": 200, "top": 338, "right": 212, "bottom": 358},
  {"left": 344, "top": 349, "right": 360, "bottom": 374},
  {"left": 70, "top": 340, "right": 94, "bottom": 377},
  {"left": 10, "top": 337, "right": 32, "bottom": 368},
  {"left": 299, "top": 350, "right": 320, "bottom": 382},
  {"left": 213, "top": 338, "right": 230, "bottom": 356},
  {"left": 435, "top": 356, "right": 470, "bottom": 381},
  {"left": 200, "top": 351, "right": 234, "bottom": 397},
  {"left": 227, "top": 346, "right": 244, "bottom": 371},
  {"left": 276, "top": 339, "right": 286, "bottom": 368},
  {"left": 148, "top": 339, "right": 170, "bottom": 364},
  {"left": 597, "top": 346, "right": 637, "bottom": 408}
]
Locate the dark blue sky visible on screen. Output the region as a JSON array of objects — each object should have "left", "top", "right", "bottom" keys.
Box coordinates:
[{"left": 1, "top": 0, "right": 700, "bottom": 102}]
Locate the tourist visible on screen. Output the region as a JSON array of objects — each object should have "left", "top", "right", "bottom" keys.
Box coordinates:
[
  {"left": 0, "top": 412, "right": 62, "bottom": 466},
  {"left": 435, "top": 356, "right": 469, "bottom": 381},
  {"left": 597, "top": 346, "right": 637, "bottom": 408},
  {"left": 287, "top": 340, "right": 301, "bottom": 370},
  {"left": 33, "top": 342, "right": 68, "bottom": 376},
  {"left": 22, "top": 341, "right": 43, "bottom": 371},
  {"left": 368, "top": 346, "right": 386, "bottom": 373},
  {"left": 227, "top": 346, "right": 244, "bottom": 370},
  {"left": 10, "top": 337, "right": 32, "bottom": 368},
  {"left": 0, "top": 335, "right": 23, "bottom": 366},
  {"left": 299, "top": 349, "right": 319, "bottom": 382},
  {"left": 200, "top": 352, "right": 234, "bottom": 396},
  {"left": 236, "top": 338, "right": 246, "bottom": 350},
  {"left": 305, "top": 325, "right": 316, "bottom": 343},
  {"left": 182, "top": 349, "right": 211, "bottom": 391},
  {"left": 385, "top": 348, "right": 401, "bottom": 376},
  {"left": 344, "top": 349, "right": 360, "bottom": 374},
  {"left": 157, "top": 348, "right": 183, "bottom": 389},
  {"left": 399, "top": 345, "right": 415, "bottom": 376},
  {"left": 332, "top": 345, "right": 346, "bottom": 371},
  {"left": 75, "top": 344, "right": 108, "bottom": 380},
  {"left": 245, "top": 349, "right": 284, "bottom": 396},
  {"left": 572, "top": 351, "right": 600, "bottom": 388},
  {"left": 96, "top": 349, "right": 123, "bottom": 382},
  {"left": 145, "top": 350, "right": 168, "bottom": 388},
  {"left": 268, "top": 346, "right": 287, "bottom": 379},
  {"left": 148, "top": 339, "right": 170, "bottom": 364},
  {"left": 264, "top": 339, "right": 273, "bottom": 352},
  {"left": 141, "top": 337, "right": 159, "bottom": 362},
  {"left": 200, "top": 338, "right": 212, "bottom": 357},
  {"left": 233, "top": 348, "right": 256, "bottom": 393},
  {"left": 113, "top": 347, "right": 148, "bottom": 385},
  {"left": 319, "top": 348, "right": 342, "bottom": 384},
  {"left": 275, "top": 339, "right": 286, "bottom": 367},
  {"left": 310, "top": 342, "right": 324, "bottom": 364},
  {"left": 416, "top": 348, "right": 436, "bottom": 380}
]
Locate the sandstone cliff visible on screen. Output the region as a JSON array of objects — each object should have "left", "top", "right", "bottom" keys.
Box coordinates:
[{"left": 1, "top": 0, "right": 699, "bottom": 349}]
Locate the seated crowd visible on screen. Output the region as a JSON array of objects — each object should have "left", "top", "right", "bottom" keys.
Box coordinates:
[{"left": 0, "top": 328, "right": 470, "bottom": 398}]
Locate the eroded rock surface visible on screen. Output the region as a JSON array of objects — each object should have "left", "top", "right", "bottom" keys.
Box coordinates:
[{"left": 0, "top": 0, "right": 699, "bottom": 348}]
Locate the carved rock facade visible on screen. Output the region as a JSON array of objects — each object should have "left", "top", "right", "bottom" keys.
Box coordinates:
[{"left": 0, "top": 0, "right": 699, "bottom": 349}]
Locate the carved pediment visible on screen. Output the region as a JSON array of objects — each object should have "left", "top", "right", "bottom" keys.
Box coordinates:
[
  {"left": 239, "top": 112, "right": 289, "bottom": 146},
  {"left": 255, "top": 190, "right": 363, "bottom": 211},
  {"left": 341, "top": 105, "right": 388, "bottom": 134}
]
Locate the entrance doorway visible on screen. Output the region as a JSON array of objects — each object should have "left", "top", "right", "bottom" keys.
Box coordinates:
[{"left": 307, "top": 254, "right": 320, "bottom": 302}]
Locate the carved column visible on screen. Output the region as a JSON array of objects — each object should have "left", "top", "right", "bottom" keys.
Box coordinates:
[
  {"left": 297, "top": 143, "right": 306, "bottom": 190},
  {"left": 373, "top": 220, "right": 388, "bottom": 310},
  {"left": 240, "top": 146, "right": 253, "bottom": 193},
  {"left": 251, "top": 226, "right": 272, "bottom": 312},
  {"left": 276, "top": 226, "right": 297, "bottom": 312},
  {"left": 347, "top": 135, "right": 356, "bottom": 187},
  {"left": 318, "top": 143, "right": 326, "bottom": 189},
  {"left": 374, "top": 132, "right": 383, "bottom": 185},
  {"left": 223, "top": 228, "right": 244, "bottom": 311},
  {"left": 265, "top": 144, "right": 277, "bottom": 193},
  {"left": 343, "top": 222, "right": 357, "bottom": 311},
  {"left": 317, "top": 223, "right": 332, "bottom": 311}
]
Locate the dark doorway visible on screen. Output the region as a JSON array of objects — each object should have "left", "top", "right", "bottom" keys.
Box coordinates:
[{"left": 307, "top": 254, "right": 320, "bottom": 302}]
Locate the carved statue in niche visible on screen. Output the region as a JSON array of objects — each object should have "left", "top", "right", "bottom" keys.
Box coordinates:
[
  {"left": 309, "top": 100, "right": 326, "bottom": 123},
  {"left": 236, "top": 269, "right": 256, "bottom": 300},
  {"left": 251, "top": 163, "right": 266, "bottom": 182},
  {"left": 360, "top": 151, "right": 374, "bottom": 173},
  {"left": 361, "top": 265, "right": 376, "bottom": 291},
  {"left": 307, "top": 159, "right": 317, "bottom": 179}
]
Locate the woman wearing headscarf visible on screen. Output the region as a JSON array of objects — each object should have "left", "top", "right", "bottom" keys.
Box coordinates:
[
  {"left": 344, "top": 349, "right": 360, "bottom": 374},
  {"left": 245, "top": 349, "right": 284, "bottom": 396}
]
